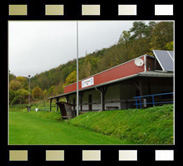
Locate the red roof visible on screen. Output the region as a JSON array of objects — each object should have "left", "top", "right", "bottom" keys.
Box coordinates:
[{"left": 64, "top": 56, "right": 145, "bottom": 93}]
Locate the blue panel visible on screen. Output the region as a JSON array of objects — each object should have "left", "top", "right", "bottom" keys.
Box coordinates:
[{"left": 153, "top": 50, "right": 173, "bottom": 71}]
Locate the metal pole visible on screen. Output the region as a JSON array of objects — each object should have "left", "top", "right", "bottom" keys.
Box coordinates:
[
  {"left": 76, "top": 21, "right": 79, "bottom": 116},
  {"left": 135, "top": 98, "right": 138, "bottom": 109},
  {"left": 152, "top": 95, "right": 155, "bottom": 106},
  {"left": 28, "top": 75, "right": 31, "bottom": 107}
]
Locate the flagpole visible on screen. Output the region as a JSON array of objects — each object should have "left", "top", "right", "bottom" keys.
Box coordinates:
[{"left": 76, "top": 21, "right": 79, "bottom": 117}]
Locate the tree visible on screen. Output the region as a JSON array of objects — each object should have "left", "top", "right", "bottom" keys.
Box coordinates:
[
  {"left": 9, "top": 80, "right": 23, "bottom": 90},
  {"left": 63, "top": 70, "right": 77, "bottom": 88},
  {"left": 9, "top": 77, "right": 29, "bottom": 105},
  {"left": 118, "top": 30, "right": 131, "bottom": 47},
  {"left": 165, "top": 41, "right": 174, "bottom": 50},
  {"left": 16, "top": 76, "right": 28, "bottom": 90},
  {"left": 9, "top": 89, "right": 16, "bottom": 105},
  {"left": 53, "top": 81, "right": 64, "bottom": 95},
  {"left": 145, "top": 22, "right": 157, "bottom": 37},
  {"left": 10, "top": 89, "right": 29, "bottom": 105},
  {"left": 129, "top": 22, "right": 148, "bottom": 39},
  {"left": 150, "top": 22, "right": 173, "bottom": 50},
  {"left": 16, "top": 89, "right": 29, "bottom": 104},
  {"left": 47, "top": 85, "right": 55, "bottom": 96},
  {"left": 43, "top": 89, "right": 48, "bottom": 98},
  {"left": 32, "top": 86, "right": 44, "bottom": 99}
]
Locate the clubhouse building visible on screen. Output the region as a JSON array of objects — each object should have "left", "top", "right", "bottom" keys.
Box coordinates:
[{"left": 48, "top": 50, "right": 174, "bottom": 112}]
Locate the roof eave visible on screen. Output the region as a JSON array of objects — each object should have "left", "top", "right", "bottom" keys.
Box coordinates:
[{"left": 48, "top": 71, "right": 173, "bottom": 100}]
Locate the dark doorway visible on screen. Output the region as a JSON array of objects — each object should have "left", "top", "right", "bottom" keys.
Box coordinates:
[
  {"left": 136, "top": 90, "right": 140, "bottom": 96},
  {"left": 88, "top": 94, "right": 92, "bottom": 111}
]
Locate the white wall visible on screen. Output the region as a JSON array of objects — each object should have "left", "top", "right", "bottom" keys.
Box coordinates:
[{"left": 82, "top": 89, "right": 101, "bottom": 111}]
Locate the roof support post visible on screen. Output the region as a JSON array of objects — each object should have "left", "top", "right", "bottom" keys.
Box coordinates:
[
  {"left": 134, "top": 80, "right": 143, "bottom": 96},
  {"left": 95, "top": 86, "right": 108, "bottom": 111},
  {"left": 102, "top": 92, "right": 105, "bottom": 111},
  {"left": 79, "top": 92, "right": 84, "bottom": 112},
  {"left": 134, "top": 79, "right": 143, "bottom": 109},
  {"left": 56, "top": 98, "right": 59, "bottom": 111},
  {"left": 95, "top": 87, "right": 102, "bottom": 111},
  {"left": 50, "top": 99, "right": 52, "bottom": 112},
  {"left": 101, "top": 86, "right": 108, "bottom": 111},
  {"left": 65, "top": 95, "right": 70, "bottom": 103},
  {"left": 139, "top": 80, "right": 143, "bottom": 97}
]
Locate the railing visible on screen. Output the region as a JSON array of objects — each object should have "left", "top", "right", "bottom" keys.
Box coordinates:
[{"left": 133, "top": 92, "right": 174, "bottom": 109}]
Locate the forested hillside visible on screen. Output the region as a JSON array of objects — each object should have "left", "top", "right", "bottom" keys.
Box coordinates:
[{"left": 9, "top": 21, "right": 173, "bottom": 105}]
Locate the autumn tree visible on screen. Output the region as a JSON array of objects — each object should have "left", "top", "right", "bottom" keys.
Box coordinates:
[
  {"left": 16, "top": 76, "right": 28, "bottom": 90},
  {"left": 165, "top": 41, "right": 174, "bottom": 50},
  {"left": 16, "top": 89, "right": 29, "bottom": 104},
  {"left": 9, "top": 80, "right": 23, "bottom": 90},
  {"left": 63, "top": 70, "right": 77, "bottom": 88},
  {"left": 9, "top": 88, "right": 29, "bottom": 105},
  {"left": 32, "top": 86, "right": 44, "bottom": 99},
  {"left": 47, "top": 85, "right": 55, "bottom": 96},
  {"left": 150, "top": 22, "right": 173, "bottom": 50},
  {"left": 9, "top": 89, "right": 16, "bottom": 105},
  {"left": 54, "top": 80, "right": 64, "bottom": 95}
]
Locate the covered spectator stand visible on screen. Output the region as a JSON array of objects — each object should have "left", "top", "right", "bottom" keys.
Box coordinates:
[{"left": 56, "top": 101, "right": 76, "bottom": 119}]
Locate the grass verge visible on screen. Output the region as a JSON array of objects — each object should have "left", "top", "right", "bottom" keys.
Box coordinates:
[{"left": 68, "top": 104, "right": 174, "bottom": 144}]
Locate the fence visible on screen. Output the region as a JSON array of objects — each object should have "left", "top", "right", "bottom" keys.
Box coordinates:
[
  {"left": 30, "top": 106, "right": 57, "bottom": 112},
  {"left": 133, "top": 92, "right": 174, "bottom": 109}
]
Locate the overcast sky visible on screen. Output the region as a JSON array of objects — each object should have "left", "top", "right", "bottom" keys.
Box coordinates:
[{"left": 9, "top": 21, "right": 145, "bottom": 77}]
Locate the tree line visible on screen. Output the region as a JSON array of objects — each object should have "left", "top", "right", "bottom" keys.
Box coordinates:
[{"left": 9, "top": 21, "right": 173, "bottom": 105}]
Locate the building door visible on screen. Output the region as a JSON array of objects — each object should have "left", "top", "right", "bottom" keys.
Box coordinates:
[{"left": 88, "top": 94, "right": 92, "bottom": 111}]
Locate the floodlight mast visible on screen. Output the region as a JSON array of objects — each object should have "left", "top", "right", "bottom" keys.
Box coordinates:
[{"left": 28, "top": 75, "right": 31, "bottom": 107}]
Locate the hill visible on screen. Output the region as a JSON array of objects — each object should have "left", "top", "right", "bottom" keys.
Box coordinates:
[
  {"left": 9, "top": 21, "right": 173, "bottom": 104},
  {"left": 30, "top": 21, "right": 174, "bottom": 96}
]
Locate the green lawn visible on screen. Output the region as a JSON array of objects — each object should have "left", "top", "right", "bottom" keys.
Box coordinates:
[
  {"left": 9, "top": 110, "right": 128, "bottom": 145},
  {"left": 9, "top": 104, "right": 173, "bottom": 145}
]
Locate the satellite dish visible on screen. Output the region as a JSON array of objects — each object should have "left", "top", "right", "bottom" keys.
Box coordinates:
[{"left": 134, "top": 58, "right": 144, "bottom": 66}]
